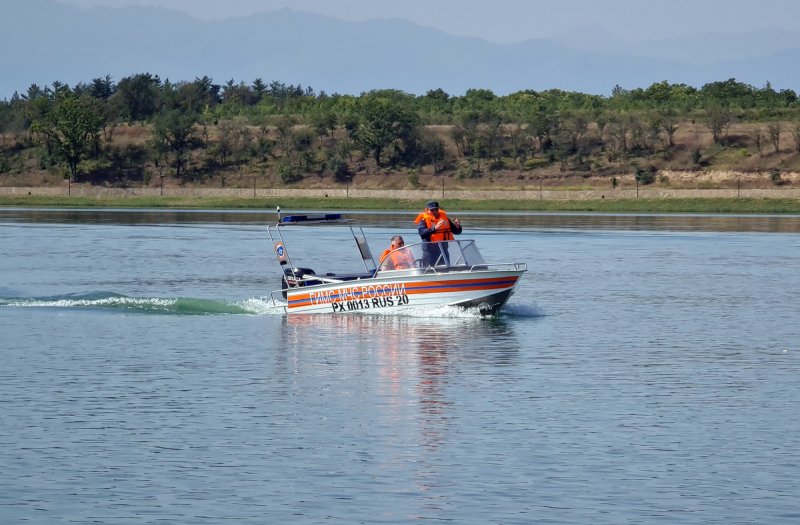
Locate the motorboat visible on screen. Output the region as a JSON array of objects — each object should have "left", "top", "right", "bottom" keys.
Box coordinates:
[{"left": 267, "top": 213, "right": 526, "bottom": 315}]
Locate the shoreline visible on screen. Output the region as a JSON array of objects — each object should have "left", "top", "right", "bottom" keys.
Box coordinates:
[
  {"left": 2, "top": 192, "right": 800, "bottom": 214},
  {"left": 3, "top": 184, "right": 800, "bottom": 201}
]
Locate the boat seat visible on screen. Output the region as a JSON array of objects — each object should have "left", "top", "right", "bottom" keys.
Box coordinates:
[
  {"left": 283, "top": 267, "right": 317, "bottom": 278},
  {"left": 282, "top": 267, "right": 324, "bottom": 287}
]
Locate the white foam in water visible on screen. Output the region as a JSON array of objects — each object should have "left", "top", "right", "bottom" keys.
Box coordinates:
[
  {"left": 227, "top": 297, "right": 490, "bottom": 318},
  {"left": 8, "top": 297, "right": 177, "bottom": 309},
  {"left": 237, "top": 297, "right": 287, "bottom": 315},
  {"left": 501, "top": 302, "right": 545, "bottom": 317},
  {"left": 230, "top": 300, "right": 481, "bottom": 318},
  {"left": 231, "top": 300, "right": 545, "bottom": 318},
  {"left": 360, "top": 304, "right": 483, "bottom": 318},
  {"left": 3, "top": 295, "right": 544, "bottom": 318}
]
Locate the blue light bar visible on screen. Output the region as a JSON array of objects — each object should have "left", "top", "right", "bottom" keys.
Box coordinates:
[{"left": 280, "top": 213, "right": 342, "bottom": 223}]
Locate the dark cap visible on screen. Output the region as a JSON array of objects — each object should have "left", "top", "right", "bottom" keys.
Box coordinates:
[{"left": 426, "top": 200, "right": 440, "bottom": 209}]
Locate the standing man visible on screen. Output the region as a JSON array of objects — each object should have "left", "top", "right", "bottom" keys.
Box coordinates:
[{"left": 415, "top": 200, "right": 462, "bottom": 266}]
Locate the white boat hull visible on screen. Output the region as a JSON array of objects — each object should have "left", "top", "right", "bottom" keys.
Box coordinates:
[{"left": 285, "top": 269, "right": 523, "bottom": 315}]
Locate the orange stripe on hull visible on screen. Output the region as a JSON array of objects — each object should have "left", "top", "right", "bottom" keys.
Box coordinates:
[{"left": 287, "top": 275, "right": 519, "bottom": 310}]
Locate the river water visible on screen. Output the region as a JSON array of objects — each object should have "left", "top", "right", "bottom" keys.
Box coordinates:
[{"left": 1, "top": 209, "right": 799, "bottom": 524}]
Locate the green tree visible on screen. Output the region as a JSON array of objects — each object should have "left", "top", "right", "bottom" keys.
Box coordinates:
[
  {"left": 273, "top": 115, "right": 296, "bottom": 156},
  {"left": 221, "top": 79, "right": 254, "bottom": 107},
  {"left": 753, "top": 129, "right": 766, "bottom": 157},
  {"left": 457, "top": 89, "right": 497, "bottom": 114},
  {"left": 701, "top": 78, "right": 756, "bottom": 108},
  {"left": 654, "top": 107, "right": 680, "bottom": 147},
  {"left": 32, "top": 95, "right": 103, "bottom": 180},
  {"left": 350, "top": 95, "right": 419, "bottom": 166},
  {"left": 635, "top": 164, "right": 657, "bottom": 185},
  {"left": 90, "top": 75, "right": 115, "bottom": 100},
  {"left": 151, "top": 110, "right": 199, "bottom": 178},
  {"left": 703, "top": 106, "right": 734, "bottom": 144},
  {"left": 327, "top": 155, "right": 353, "bottom": 183},
  {"left": 603, "top": 112, "right": 631, "bottom": 159},
  {"left": 252, "top": 78, "right": 267, "bottom": 103},
  {"left": 308, "top": 107, "right": 338, "bottom": 139},
  {"left": 23, "top": 83, "right": 46, "bottom": 102},
  {"left": 114, "top": 73, "right": 161, "bottom": 122},
  {"left": 527, "top": 106, "right": 559, "bottom": 157},
  {"left": 214, "top": 117, "right": 252, "bottom": 166},
  {"left": 172, "top": 77, "right": 221, "bottom": 114},
  {"left": 291, "top": 127, "right": 316, "bottom": 172},
  {"left": 506, "top": 122, "right": 532, "bottom": 167},
  {"left": 20, "top": 86, "right": 52, "bottom": 131},
  {"left": 791, "top": 122, "right": 800, "bottom": 153},
  {"left": 420, "top": 132, "right": 446, "bottom": 173},
  {"left": 473, "top": 109, "right": 504, "bottom": 167},
  {"left": 418, "top": 88, "right": 451, "bottom": 121},
  {"left": 767, "top": 122, "right": 782, "bottom": 153},
  {"left": 49, "top": 81, "right": 70, "bottom": 99}
]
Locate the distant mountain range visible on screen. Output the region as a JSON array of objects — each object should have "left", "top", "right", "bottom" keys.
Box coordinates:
[{"left": 2, "top": 0, "right": 799, "bottom": 99}]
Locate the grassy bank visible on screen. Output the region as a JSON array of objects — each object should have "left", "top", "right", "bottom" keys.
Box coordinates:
[{"left": 2, "top": 195, "right": 800, "bottom": 213}]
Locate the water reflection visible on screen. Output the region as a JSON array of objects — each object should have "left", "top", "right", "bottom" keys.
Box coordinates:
[
  {"left": 3, "top": 207, "right": 800, "bottom": 232},
  {"left": 279, "top": 313, "right": 521, "bottom": 509}
]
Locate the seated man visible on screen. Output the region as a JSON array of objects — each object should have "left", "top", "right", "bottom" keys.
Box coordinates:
[{"left": 379, "top": 235, "right": 415, "bottom": 270}]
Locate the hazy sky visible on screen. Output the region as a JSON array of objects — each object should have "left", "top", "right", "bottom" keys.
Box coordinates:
[{"left": 57, "top": 0, "right": 800, "bottom": 43}]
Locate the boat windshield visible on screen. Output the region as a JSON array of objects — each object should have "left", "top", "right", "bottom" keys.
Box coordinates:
[{"left": 376, "top": 239, "right": 486, "bottom": 272}]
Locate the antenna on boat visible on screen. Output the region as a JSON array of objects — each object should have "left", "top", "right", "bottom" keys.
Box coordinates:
[{"left": 276, "top": 206, "right": 281, "bottom": 223}]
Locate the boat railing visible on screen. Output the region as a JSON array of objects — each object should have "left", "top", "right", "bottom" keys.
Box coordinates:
[
  {"left": 376, "top": 239, "right": 522, "bottom": 274},
  {"left": 268, "top": 214, "right": 377, "bottom": 282},
  {"left": 416, "top": 261, "right": 527, "bottom": 275},
  {"left": 266, "top": 289, "right": 288, "bottom": 308}
]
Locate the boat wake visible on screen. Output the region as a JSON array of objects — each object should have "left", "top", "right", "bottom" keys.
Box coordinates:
[
  {"left": 0, "top": 292, "right": 285, "bottom": 316},
  {"left": 290, "top": 301, "right": 545, "bottom": 319},
  {"left": 1, "top": 293, "right": 543, "bottom": 318}
]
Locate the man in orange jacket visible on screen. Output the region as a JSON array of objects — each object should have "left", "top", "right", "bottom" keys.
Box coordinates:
[
  {"left": 415, "top": 201, "right": 462, "bottom": 266},
  {"left": 379, "top": 235, "right": 415, "bottom": 270}
]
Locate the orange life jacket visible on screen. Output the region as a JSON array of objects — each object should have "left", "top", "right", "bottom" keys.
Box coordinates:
[
  {"left": 379, "top": 247, "right": 414, "bottom": 269},
  {"left": 415, "top": 209, "right": 454, "bottom": 242}
]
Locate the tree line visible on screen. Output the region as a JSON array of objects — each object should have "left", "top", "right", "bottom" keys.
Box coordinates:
[{"left": 1, "top": 74, "right": 799, "bottom": 185}]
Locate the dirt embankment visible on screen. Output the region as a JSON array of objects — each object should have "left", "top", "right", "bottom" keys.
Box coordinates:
[{"left": 3, "top": 120, "right": 800, "bottom": 194}]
